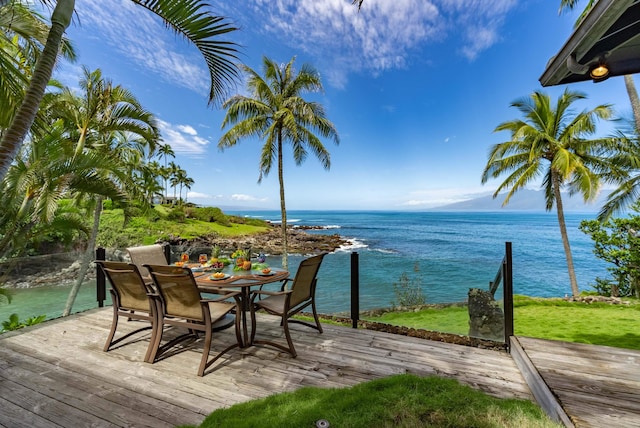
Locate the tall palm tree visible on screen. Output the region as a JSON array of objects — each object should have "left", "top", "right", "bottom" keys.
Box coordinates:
[
  {"left": 182, "top": 176, "right": 195, "bottom": 203},
  {"left": 0, "top": 0, "right": 239, "bottom": 182},
  {"left": 559, "top": 0, "right": 640, "bottom": 131},
  {"left": 481, "top": 89, "right": 617, "bottom": 297},
  {"left": 157, "top": 143, "right": 175, "bottom": 201},
  {"left": 52, "top": 68, "right": 159, "bottom": 316},
  {"left": 0, "top": 1, "right": 75, "bottom": 137},
  {"left": 219, "top": 56, "right": 339, "bottom": 268}
]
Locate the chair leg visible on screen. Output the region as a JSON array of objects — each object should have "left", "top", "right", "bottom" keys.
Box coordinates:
[
  {"left": 250, "top": 305, "right": 258, "bottom": 346},
  {"left": 198, "top": 324, "right": 213, "bottom": 377},
  {"left": 311, "top": 300, "right": 323, "bottom": 334},
  {"left": 103, "top": 305, "right": 120, "bottom": 352},
  {"left": 282, "top": 316, "right": 297, "bottom": 358},
  {"left": 146, "top": 315, "right": 164, "bottom": 364},
  {"left": 144, "top": 303, "right": 161, "bottom": 363}
]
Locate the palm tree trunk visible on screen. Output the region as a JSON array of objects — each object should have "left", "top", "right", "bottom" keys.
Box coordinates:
[
  {"left": 552, "top": 173, "right": 580, "bottom": 296},
  {"left": 63, "top": 196, "right": 102, "bottom": 316},
  {"left": 0, "top": 0, "right": 74, "bottom": 182},
  {"left": 624, "top": 75, "right": 640, "bottom": 132},
  {"left": 277, "top": 133, "right": 288, "bottom": 269}
]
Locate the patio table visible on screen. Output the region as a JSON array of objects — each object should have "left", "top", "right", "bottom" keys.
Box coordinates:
[{"left": 194, "top": 267, "right": 290, "bottom": 347}]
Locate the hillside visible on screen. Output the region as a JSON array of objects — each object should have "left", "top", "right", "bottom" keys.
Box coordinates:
[{"left": 433, "top": 189, "right": 613, "bottom": 212}]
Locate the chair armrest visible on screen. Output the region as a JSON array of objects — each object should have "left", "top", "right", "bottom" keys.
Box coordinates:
[
  {"left": 201, "top": 291, "right": 241, "bottom": 304},
  {"left": 251, "top": 289, "right": 292, "bottom": 297},
  {"left": 279, "top": 278, "right": 293, "bottom": 291}
]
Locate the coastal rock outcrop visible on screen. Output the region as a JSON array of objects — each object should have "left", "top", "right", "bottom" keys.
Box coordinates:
[{"left": 161, "top": 224, "right": 349, "bottom": 255}]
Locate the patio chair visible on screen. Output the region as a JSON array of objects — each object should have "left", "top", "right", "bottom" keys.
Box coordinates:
[
  {"left": 94, "top": 260, "right": 157, "bottom": 362},
  {"left": 249, "top": 253, "right": 326, "bottom": 357},
  {"left": 144, "top": 264, "right": 242, "bottom": 376},
  {"left": 127, "top": 244, "right": 169, "bottom": 283}
]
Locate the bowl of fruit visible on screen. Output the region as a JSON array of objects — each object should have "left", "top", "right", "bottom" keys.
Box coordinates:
[{"left": 210, "top": 261, "right": 225, "bottom": 273}]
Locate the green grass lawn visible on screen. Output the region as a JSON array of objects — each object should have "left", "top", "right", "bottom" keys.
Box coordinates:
[
  {"left": 364, "top": 295, "right": 640, "bottom": 350},
  {"left": 182, "top": 374, "right": 560, "bottom": 428}
]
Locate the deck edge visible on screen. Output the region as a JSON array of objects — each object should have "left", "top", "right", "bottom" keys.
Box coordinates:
[{"left": 510, "top": 336, "right": 574, "bottom": 428}]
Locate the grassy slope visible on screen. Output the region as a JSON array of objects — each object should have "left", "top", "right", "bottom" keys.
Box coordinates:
[{"left": 97, "top": 205, "right": 269, "bottom": 247}]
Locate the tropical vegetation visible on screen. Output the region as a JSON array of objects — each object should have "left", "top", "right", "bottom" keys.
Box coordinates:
[
  {"left": 481, "top": 89, "right": 622, "bottom": 297},
  {"left": 219, "top": 56, "right": 339, "bottom": 268},
  {"left": 580, "top": 202, "right": 640, "bottom": 298},
  {"left": 0, "top": 0, "right": 240, "bottom": 183}
]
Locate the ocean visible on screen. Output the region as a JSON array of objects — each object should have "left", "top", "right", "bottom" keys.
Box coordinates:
[
  {"left": 1, "top": 210, "right": 610, "bottom": 320},
  {"left": 229, "top": 210, "right": 609, "bottom": 314}
]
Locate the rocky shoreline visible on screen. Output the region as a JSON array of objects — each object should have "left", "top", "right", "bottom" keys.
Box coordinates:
[
  {"left": 1, "top": 225, "right": 349, "bottom": 289},
  {"left": 164, "top": 223, "right": 350, "bottom": 255}
]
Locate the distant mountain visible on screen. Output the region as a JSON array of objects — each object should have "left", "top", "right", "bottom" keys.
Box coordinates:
[{"left": 432, "top": 189, "right": 613, "bottom": 212}]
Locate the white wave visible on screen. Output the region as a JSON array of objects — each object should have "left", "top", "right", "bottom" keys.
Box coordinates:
[
  {"left": 335, "top": 238, "right": 368, "bottom": 252},
  {"left": 323, "top": 225, "right": 341, "bottom": 229},
  {"left": 270, "top": 218, "right": 302, "bottom": 224}
]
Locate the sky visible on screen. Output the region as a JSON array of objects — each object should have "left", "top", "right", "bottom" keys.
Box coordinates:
[{"left": 53, "top": 0, "right": 635, "bottom": 211}]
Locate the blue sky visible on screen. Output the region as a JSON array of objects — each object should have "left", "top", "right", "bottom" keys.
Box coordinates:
[{"left": 55, "top": 0, "right": 634, "bottom": 211}]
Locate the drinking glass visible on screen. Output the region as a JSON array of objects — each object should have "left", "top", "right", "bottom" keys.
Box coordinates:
[
  {"left": 181, "top": 253, "right": 189, "bottom": 263},
  {"left": 199, "top": 254, "right": 208, "bottom": 265}
]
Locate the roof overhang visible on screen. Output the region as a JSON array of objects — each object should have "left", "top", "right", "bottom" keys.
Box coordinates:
[{"left": 539, "top": 0, "right": 640, "bottom": 86}]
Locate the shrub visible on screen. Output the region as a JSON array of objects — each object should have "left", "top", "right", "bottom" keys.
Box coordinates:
[
  {"left": 1, "top": 313, "right": 46, "bottom": 332},
  {"left": 166, "top": 207, "right": 186, "bottom": 222},
  {"left": 191, "top": 207, "right": 231, "bottom": 226},
  {"left": 391, "top": 262, "right": 426, "bottom": 307}
]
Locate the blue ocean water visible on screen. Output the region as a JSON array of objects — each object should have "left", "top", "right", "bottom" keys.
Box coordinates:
[
  {"left": 1, "top": 210, "right": 610, "bottom": 322},
  {"left": 231, "top": 210, "right": 609, "bottom": 314}
]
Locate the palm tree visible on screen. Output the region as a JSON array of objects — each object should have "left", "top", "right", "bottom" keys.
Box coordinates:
[
  {"left": 559, "top": 0, "right": 640, "bottom": 131},
  {"left": 157, "top": 143, "right": 175, "bottom": 201},
  {"left": 481, "top": 89, "right": 617, "bottom": 297},
  {"left": 219, "top": 56, "right": 339, "bottom": 268},
  {"left": 0, "top": 0, "right": 240, "bottom": 182},
  {"left": 0, "top": 1, "right": 75, "bottom": 137},
  {"left": 182, "top": 176, "right": 195, "bottom": 203},
  {"left": 52, "top": 68, "right": 159, "bottom": 316}
]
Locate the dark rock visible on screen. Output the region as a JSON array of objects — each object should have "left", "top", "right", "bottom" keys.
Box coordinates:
[{"left": 468, "top": 288, "right": 504, "bottom": 341}]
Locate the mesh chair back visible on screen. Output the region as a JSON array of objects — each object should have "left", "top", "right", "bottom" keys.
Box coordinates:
[
  {"left": 290, "top": 253, "right": 325, "bottom": 307},
  {"left": 127, "top": 245, "right": 168, "bottom": 278},
  {"left": 146, "top": 265, "right": 204, "bottom": 321},
  {"left": 97, "top": 261, "right": 151, "bottom": 312}
]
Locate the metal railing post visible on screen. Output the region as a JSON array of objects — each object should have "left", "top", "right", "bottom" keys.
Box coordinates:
[
  {"left": 163, "top": 244, "right": 171, "bottom": 264},
  {"left": 503, "top": 241, "right": 514, "bottom": 349},
  {"left": 96, "top": 247, "right": 106, "bottom": 307},
  {"left": 351, "top": 251, "right": 359, "bottom": 329}
]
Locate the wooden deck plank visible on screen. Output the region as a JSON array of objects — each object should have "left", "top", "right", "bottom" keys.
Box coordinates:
[
  {"left": 516, "top": 336, "right": 640, "bottom": 428},
  {"left": 0, "top": 308, "right": 533, "bottom": 427}
]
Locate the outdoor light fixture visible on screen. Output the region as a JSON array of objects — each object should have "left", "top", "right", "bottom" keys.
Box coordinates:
[
  {"left": 589, "top": 54, "right": 611, "bottom": 82},
  {"left": 589, "top": 63, "right": 610, "bottom": 79}
]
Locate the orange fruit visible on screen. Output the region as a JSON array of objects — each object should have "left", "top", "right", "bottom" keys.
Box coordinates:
[{"left": 242, "top": 261, "right": 252, "bottom": 270}]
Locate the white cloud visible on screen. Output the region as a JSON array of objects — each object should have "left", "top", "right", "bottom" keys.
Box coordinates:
[
  {"left": 231, "top": 194, "right": 268, "bottom": 202},
  {"left": 220, "top": 0, "right": 516, "bottom": 88},
  {"left": 178, "top": 125, "right": 198, "bottom": 136},
  {"left": 74, "top": 0, "right": 210, "bottom": 94},
  {"left": 187, "top": 191, "right": 215, "bottom": 199},
  {"left": 157, "top": 119, "right": 210, "bottom": 156}
]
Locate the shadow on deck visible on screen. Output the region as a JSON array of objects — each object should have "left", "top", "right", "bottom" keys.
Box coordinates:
[{"left": 0, "top": 308, "right": 638, "bottom": 427}]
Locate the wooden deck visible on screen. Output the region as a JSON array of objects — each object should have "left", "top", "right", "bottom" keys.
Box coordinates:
[
  {"left": 516, "top": 336, "right": 640, "bottom": 428},
  {"left": 0, "top": 308, "right": 531, "bottom": 428}
]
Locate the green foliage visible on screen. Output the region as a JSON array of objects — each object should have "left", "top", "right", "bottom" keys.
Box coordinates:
[
  {"left": 166, "top": 206, "right": 186, "bottom": 222},
  {"left": 189, "top": 207, "right": 231, "bottom": 226},
  {"left": 194, "top": 374, "right": 558, "bottom": 428},
  {"left": 391, "top": 262, "right": 426, "bottom": 307},
  {"left": 1, "top": 313, "right": 46, "bottom": 332},
  {"left": 580, "top": 208, "right": 640, "bottom": 297}
]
